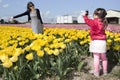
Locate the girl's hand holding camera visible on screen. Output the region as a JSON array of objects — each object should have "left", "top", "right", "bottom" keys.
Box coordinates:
[{"left": 81, "top": 10, "right": 89, "bottom": 16}]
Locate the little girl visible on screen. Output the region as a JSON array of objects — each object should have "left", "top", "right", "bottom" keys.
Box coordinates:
[{"left": 83, "top": 8, "right": 108, "bottom": 77}]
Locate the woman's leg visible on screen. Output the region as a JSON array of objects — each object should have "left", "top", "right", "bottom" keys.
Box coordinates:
[
  {"left": 93, "top": 53, "right": 100, "bottom": 74},
  {"left": 100, "top": 53, "right": 108, "bottom": 74}
]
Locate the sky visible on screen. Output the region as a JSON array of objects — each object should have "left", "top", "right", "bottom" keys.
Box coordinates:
[{"left": 0, "top": 0, "right": 120, "bottom": 23}]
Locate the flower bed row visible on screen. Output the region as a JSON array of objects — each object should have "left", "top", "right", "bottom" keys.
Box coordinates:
[
  {"left": 1, "top": 24, "right": 120, "bottom": 32},
  {"left": 0, "top": 26, "right": 120, "bottom": 80}
]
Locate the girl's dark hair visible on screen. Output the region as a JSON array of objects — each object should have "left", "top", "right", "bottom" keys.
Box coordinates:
[
  {"left": 27, "top": 2, "right": 34, "bottom": 11},
  {"left": 94, "top": 8, "right": 107, "bottom": 19}
]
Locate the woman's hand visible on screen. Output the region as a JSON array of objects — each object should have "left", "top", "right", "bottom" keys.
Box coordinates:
[{"left": 9, "top": 16, "right": 14, "bottom": 22}]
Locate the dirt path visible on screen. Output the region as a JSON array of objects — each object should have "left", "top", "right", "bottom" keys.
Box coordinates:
[{"left": 72, "top": 56, "right": 120, "bottom": 80}]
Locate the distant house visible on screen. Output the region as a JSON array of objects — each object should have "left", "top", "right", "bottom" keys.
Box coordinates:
[
  {"left": 56, "top": 10, "right": 120, "bottom": 24},
  {"left": 77, "top": 15, "right": 93, "bottom": 23},
  {"left": 56, "top": 15, "right": 77, "bottom": 24},
  {"left": 77, "top": 15, "right": 85, "bottom": 23},
  {"left": 106, "top": 10, "right": 120, "bottom": 24}
]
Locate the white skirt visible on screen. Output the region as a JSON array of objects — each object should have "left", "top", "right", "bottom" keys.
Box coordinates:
[{"left": 89, "top": 40, "right": 106, "bottom": 53}]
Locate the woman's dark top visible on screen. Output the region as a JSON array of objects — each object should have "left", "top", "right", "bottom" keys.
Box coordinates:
[{"left": 13, "top": 9, "right": 43, "bottom": 24}]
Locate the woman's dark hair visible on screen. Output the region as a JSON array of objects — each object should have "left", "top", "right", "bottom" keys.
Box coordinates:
[
  {"left": 27, "top": 2, "right": 34, "bottom": 11},
  {"left": 94, "top": 8, "right": 107, "bottom": 19}
]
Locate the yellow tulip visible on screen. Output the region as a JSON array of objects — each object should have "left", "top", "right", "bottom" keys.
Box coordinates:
[
  {"left": 37, "top": 50, "right": 44, "bottom": 57},
  {"left": 65, "top": 39, "right": 72, "bottom": 43},
  {"left": 80, "top": 41, "right": 84, "bottom": 45},
  {"left": 53, "top": 49, "right": 59, "bottom": 56},
  {"left": 2, "top": 59, "right": 13, "bottom": 68},
  {"left": 47, "top": 50, "right": 53, "bottom": 55},
  {"left": 15, "top": 48, "right": 23, "bottom": 56},
  {"left": 19, "top": 41, "right": 25, "bottom": 46},
  {"left": 17, "top": 37, "right": 23, "bottom": 41},
  {"left": 107, "top": 39, "right": 112, "bottom": 43},
  {"left": 113, "top": 45, "right": 120, "bottom": 51},
  {"left": 24, "top": 46, "right": 31, "bottom": 51},
  {"left": 59, "top": 43, "right": 66, "bottom": 49},
  {"left": 10, "top": 56, "right": 18, "bottom": 62},
  {"left": 0, "top": 54, "right": 9, "bottom": 62},
  {"left": 25, "top": 53, "right": 33, "bottom": 61},
  {"left": 114, "top": 38, "right": 120, "bottom": 42},
  {"left": 44, "top": 47, "right": 50, "bottom": 52}
]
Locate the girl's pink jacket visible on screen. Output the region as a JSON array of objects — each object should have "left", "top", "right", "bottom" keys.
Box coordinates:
[{"left": 83, "top": 16, "right": 106, "bottom": 40}]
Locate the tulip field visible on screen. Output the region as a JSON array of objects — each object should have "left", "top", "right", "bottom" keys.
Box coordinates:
[{"left": 0, "top": 25, "right": 120, "bottom": 80}]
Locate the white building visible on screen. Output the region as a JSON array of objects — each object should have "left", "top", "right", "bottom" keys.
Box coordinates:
[
  {"left": 56, "top": 15, "right": 77, "bottom": 24},
  {"left": 56, "top": 10, "right": 120, "bottom": 24},
  {"left": 78, "top": 15, "right": 93, "bottom": 23},
  {"left": 77, "top": 15, "right": 85, "bottom": 23},
  {"left": 78, "top": 10, "right": 120, "bottom": 24},
  {"left": 106, "top": 10, "right": 120, "bottom": 24}
]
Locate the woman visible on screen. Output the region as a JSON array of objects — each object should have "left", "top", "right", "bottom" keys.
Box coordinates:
[{"left": 12, "top": 2, "right": 43, "bottom": 34}]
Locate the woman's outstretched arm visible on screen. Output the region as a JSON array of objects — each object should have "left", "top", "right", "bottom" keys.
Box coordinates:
[{"left": 13, "top": 10, "right": 29, "bottom": 18}]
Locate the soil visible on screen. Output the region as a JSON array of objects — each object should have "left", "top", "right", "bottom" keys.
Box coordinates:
[{"left": 72, "top": 56, "right": 120, "bottom": 80}]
